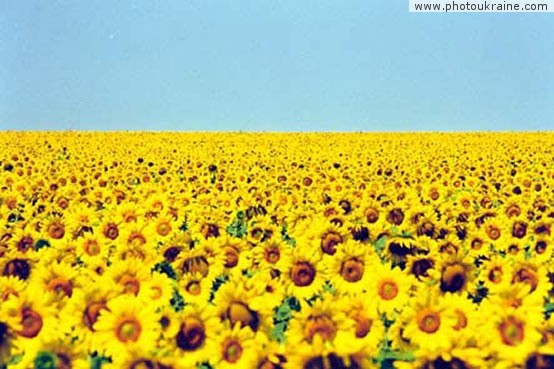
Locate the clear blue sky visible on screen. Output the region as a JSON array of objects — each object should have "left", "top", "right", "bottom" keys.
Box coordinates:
[{"left": 1, "top": 1, "right": 553, "bottom": 131}]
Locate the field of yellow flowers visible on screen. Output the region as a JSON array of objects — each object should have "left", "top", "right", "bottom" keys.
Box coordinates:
[{"left": 1, "top": 132, "right": 554, "bottom": 369}]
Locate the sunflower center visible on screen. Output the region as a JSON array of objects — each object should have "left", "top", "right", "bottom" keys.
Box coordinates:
[
  {"left": 156, "top": 222, "right": 172, "bottom": 237},
  {"left": 340, "top": 258, "right": 364, "bottom": 283},
  {"left": 103, "top": 223, "right": 119, "bottom": 240},
  {"left": 200, "top": 223, "right": 219, "bottom": 239},
  {"left": 352, "top": 312, "right": 372, "bottom": 338},
  {"left": 222, "top": 339, "right": 243, "bottom": 363},
  {"left": 513, "top": 267, "right": 538, "bottom": 292},
  {"left": 2, "top": 258, "right": 31, "bottom": 280},
  {"left": 128, "top": 232, "right": 147, "bottom": 247},
  {"left": 176, "top": 318, "right": 205, "bottom": 351},
  {"left": 411, "top": 259, "right": 434, "bottom": 279},
  {"left": 471, "top": 238, "right": 483, "bottom": 250},
  {"left": 83, "top": 300, "right": 108, "bottom": 330},
  {"left": 535, "top": 240, "right": 547, "bottom": 254},
  {"left": 506, "top": 204, "right": 521, "bottom": 218},
  {"left": 186, "top": 281, "right": 201, "bottom": 296},
  {"left": 47, "top": 277, "right": 73, "bottom": 297},
  {"left": 163, "top": 246, "right": 182, "bottom": 262},
  {"left": 512, "top": 221, "right": 527, "bottom": 239},
  {"left": 499, "top": 316, "right": 525, "bottom": 346},
  {"left": 119, "top": 274, "right": 140, "bottom": 295},
  {"left": 116, "top": 318, "right": 142, "bottom": 343},
  {"left": 48, "top": 222, "right": 65, "bottom": 239},
  {"left": 264, "top": 248, "right": 280, "bottom": 263},
  {"left": 305, "top": 315, "right": 337, "bottom": 343},
  {"left": 83, "top": 240, "right": 100, "bottom": 256},
  {"left": 365, "top": 208, "right": 379, "bottom": 223},
  {"left": 291, "top": 262, "right": 316, "bottom": 287},
  {"left": 417, "top": 309, "right": 441, "bottom": 334},
  {"left": 486, "top": 226, "right": 501, "bottom": 241},
  {"left": 387, "top": 208, "right": 404, "bottom": 226},
  {"left": 257, "top": 359, "right": 282, "bottom": 369},
  {"left": 19, "top": 308, "right": 43, "bottom": 338},
  {"left": 377, "top": 279, "right": 399, "bottom": 300},
  {"left": 320, "top": 232, "right": 342, "bottom": 255},
  {"left": 488, "top": 267, "right": 503, "bottom": 284},
  {"left": 226, "top": 302, "right": 259, "bottom": 331},
  {"left": 16, "top": 236, "right": 34, "bottom": 253},
  {"left": 440, "top": 264, "right": 467, "bottom": 293},
  {"left": 453, "top": 309, "right": 468, "bottom": 330},
  {"left": 223, "top": 246, "right": 240, "bottom": 268}
]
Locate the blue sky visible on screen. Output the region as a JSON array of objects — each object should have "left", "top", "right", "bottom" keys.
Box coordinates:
[{"left": 1, "top": 0, "right": 553, "bottom": 131}]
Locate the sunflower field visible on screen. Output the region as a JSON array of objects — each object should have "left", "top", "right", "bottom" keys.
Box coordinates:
[{"left": 1, "top": 132, "right": 554, "bottom": 369}]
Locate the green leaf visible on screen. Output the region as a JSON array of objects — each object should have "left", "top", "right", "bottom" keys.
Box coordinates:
[{"left": 152, "top": 261, "right": 177, "bottom": 280}]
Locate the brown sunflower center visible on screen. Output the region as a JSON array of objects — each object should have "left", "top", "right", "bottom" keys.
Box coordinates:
[
  {"left": 264, "top": 248, "right": 280, "bottom": 263},
  {"left": 119, "top": 274, "right": 140, "bottom": 295},
  {"left": 386, "top": 208, "right": 404, "bottom": 226},
  {"left": 128, "top": 232, "right": 147, "bottom": 247},
  {"left": 440, "top": 264, "right": 467, "bottom": 293},
  {"left": 163, "top": 246, "right": 182, "bottom": 262},
  {"left": 83, "top": 240, "right": 100, "bottom": 256},
  {"left": 377, "top": 279, "right": 399, "bottom": 300},
  {"left": 47, "top": 277, "right": 73, "bottom": 297},
  {"left": 115, "top": 318, "right": 142, "bottom": 342},
  {"left": 512, "top": 221, "right": 528, "bottom": 239},
  {"left": 499, "top": 316, "right": 525, "bottom": 346},
  {"left": 200, "top": 223, "right": 219, "bottom": 239},
  {"left": 352, "top": 312, "right": 372, "bottom": 338},
  {"left": 486, "top": 226, "right": 501, "bottom": 241},
  {"left": 505, "top": 204, "right": 521, "bottom": 218},
  {"left": 488, "top": 267, "right": 503, "bottom": 284},
  {"left": 103, "top": 223, "right": 119, "bottom": 240},
  {"left": 305, "top": 315, "right": 337, "bottom": 343},
  {"left": 185, "top": 281, "right": 201, "bottom": 296},
  {"left": 83, "top": 300, "right": 108, "bottom": 330},
  {"left": 225, "top": 302, "right": 259, "bottom": 331},
  {"left": 471, "top": 238, "right": 483, "bottom": 250},
  {"left": 417, "top": 309, "right": 441, "bottom": 334},
  {"left": 2, "top": 258, "right": 31, "bottom": 280},
  {"left": 48, "top": 222, "right": 65, "bottom": 239},
  {"left": 176, "top": 318, "right": 205, "bottom": 351},
  {"left": 411, "top": 258, "right": 434, "bottom": 279},
  {"left": 16, "top": 236, "right": 34, "bottom": 253},
  {"left": 453, "top": 309, "right": 468, "bottom": 330},
  {"left": 18, "top": 308, "right": 43, "bottom": 338},
  {"left": 365, "top": 208, "right": 379, "bottom": 223},
  {"left": 320, "top": 232, "right": 342, "bottom": 255},
  {"left": 222, "top": 339, "right": 243, "bottom": 363},
  {"left": 156, "top": 222, "right": 172, "bottom": 237},
  {"left": 291, "top": 262, "right": 316, "bottom": 287},
  {"left": 513, "top": 267, "right": 538, "bottom": 292},
  {"left": 340, "top": 258, "right": 364, "bottom": 283},
  {"left": 223, "top": 246, "right": 240, "bottom": 268}
]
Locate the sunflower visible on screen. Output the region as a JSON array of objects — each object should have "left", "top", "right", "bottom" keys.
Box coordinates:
[
  {"left": 328, "top": 240, "right": 378, "bottom": 295},
  {"left": 161, "top": 305, "right": 222, "bottom": 368},
  {"left": 213, "top": 275, "right": 274, "bottom": 335},
  {"left": 286, "top": 294, "right": 362, "bottom": 356},
  {"left": 483, "top": 307, "right": 542, "bottom": 365},
  {"left": 210, "top": 323, "right": 260, "bottom": 369},
  {"left": 0, "top": 287, "right": 59, "bottom": 354},
  {"left": 93, "top": 294, "right": 161, "bottom": 361},
  {"left": 400, "top": 292, "right": 457, "bottom": 356},
  {"left": 367, "top": 263, "right": 414, "bottom": 318},
  {"left": 283, "top": 244, "right": 328, "bottom": 300},
  {"left": 12, "top": 334, "right": 89, "bottom": 369},
  {"left": 103, "top": 257, "right": 152, "bottom": 296}
]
